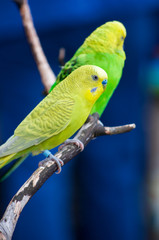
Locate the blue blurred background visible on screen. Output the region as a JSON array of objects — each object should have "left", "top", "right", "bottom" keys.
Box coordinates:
[{"left": 1, "top": 0, "right": 159, "bottom": 239}]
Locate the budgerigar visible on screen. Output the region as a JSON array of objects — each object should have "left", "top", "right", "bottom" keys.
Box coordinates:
[
  {"left": 0, "top": 65, "right": 108, "bottom": 177},
  {"left": 50, "top": 21, "right": 126, "bottom": 116}
]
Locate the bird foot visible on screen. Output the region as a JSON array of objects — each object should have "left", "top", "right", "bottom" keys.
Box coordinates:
[
  {"left": 58, "top": 139, "right": 84, "bottom": 152},
  {"left": 39, "top": 150, "right": 64, "bottom": 174}
]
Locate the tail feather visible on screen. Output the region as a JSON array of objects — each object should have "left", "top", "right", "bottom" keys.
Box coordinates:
[
  {"left": 0, "top": 153, "right": 17, "bottom": 169},
  {"left": 0, "top": 154, "right": 29, "bottom": 182},
  {"left": 0, "top": 134, "right": 36, "bottom": 157}
]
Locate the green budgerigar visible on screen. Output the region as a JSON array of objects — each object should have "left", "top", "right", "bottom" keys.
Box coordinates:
[
  {"left": 0, "top": 65, "right": 108, "bottom": 176},
  {"left": 50, "top": 21, "right": 126, "bottom": 116}
]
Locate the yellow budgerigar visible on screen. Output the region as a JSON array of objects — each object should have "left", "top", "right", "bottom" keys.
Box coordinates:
[{"left": 0, "top": 65, "right": 108, "bottom": 177}]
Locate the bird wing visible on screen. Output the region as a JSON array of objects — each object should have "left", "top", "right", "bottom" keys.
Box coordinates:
[
  {"left": 55, "top": 55, "right": 83, "bottom": 84},
  {"left": 15, "top": 97, "right": 74, "bottom": 141},
  {"left": 0, "top": 97, "right": 74, "bottom": 157}
]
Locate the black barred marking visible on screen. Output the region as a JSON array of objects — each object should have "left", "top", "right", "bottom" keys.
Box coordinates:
[{"left": 57, "top": 57, "right": 79, "bottom": 82}]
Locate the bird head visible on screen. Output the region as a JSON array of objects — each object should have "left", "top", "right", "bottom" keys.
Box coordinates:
[
  {"left": 105, "top": 21, "right": 126, "bottom": 58},
  {"left": 72, "top": 65, "right": 108, "bottom": 104},
  {"left": 84, "top": 20, "right": 126, "bottom": 59}
]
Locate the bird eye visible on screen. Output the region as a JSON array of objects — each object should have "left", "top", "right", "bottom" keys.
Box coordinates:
[
  {"left": 121, "top": 36, "right": 124, "bottom": 41},
  {"left": 92, "top": 75, "right": 98, "bottom": 81}
]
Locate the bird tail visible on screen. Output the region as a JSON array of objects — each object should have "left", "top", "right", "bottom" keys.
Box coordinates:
[
  {"left": 0, "top": 153, "right": 17, "bottom": 169},
  {"left": 0, "top": 153, "right": 29, "bottom": 182},
  {"left": 0, "top": 134, "right": 32, "bottom": 181}
]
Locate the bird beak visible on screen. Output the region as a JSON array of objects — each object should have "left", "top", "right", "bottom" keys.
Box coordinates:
[{"left": 102, "top": 79, "right": 108, "bottom": 89}]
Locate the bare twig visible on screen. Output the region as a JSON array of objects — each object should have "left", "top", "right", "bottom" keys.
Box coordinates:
[
  {"left": 14, "top": 0, "right": 56, "bottom": 93},
  {"left": 94, "top": 123, "right": 136, "bottom": 137},
  {"left": 58, "top": 48, "right": 66, "bottom": 66},
  {"left": 0, "top": 113, "right": 135, "bottom": 240}
]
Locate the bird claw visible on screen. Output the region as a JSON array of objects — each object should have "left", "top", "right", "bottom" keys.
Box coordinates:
[
  {"left": 39, "top": 151, "right": 64, "bottom": 174},
  {"left": 58, "top": 139, "right": 84, "bottom": 152}
]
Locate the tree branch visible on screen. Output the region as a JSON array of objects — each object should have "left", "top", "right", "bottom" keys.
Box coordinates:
[
  {"left": 94, "top": 123, "right": 136, "bottom": 137},
  {"left": 13, "top": 0, "right": 56, "bottom": 93},
  {"left": 0, "top": 113, "right": 135, "bottom": 240},
  {"left": 0, "top": 1, "right": 136, "bottom": 239},
  {"left": 58, "top": 48, "right": 66, "bottom": 66}
]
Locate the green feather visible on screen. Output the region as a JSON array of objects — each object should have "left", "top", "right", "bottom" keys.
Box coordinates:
[{"left": 0, "top": 154, "right": 29, "bottom": 182}]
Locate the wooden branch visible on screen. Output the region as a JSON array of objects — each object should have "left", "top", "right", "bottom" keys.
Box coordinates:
[
  {"left": 0, "top": 113, "right": 135, "bottom": 240},
  {"left": 58, "top": 48, "right": 66, "bottom": 66},
  {"left": 13, "top": 0, "right": 56, "bottom": 93},
  {"left": 94, "top": 123, "right": 136, "bottom": 137}
]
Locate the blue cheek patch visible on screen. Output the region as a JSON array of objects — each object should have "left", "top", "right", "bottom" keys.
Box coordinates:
[{"left": 91, "top": 87, "right": 98, "bottom": 93}]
